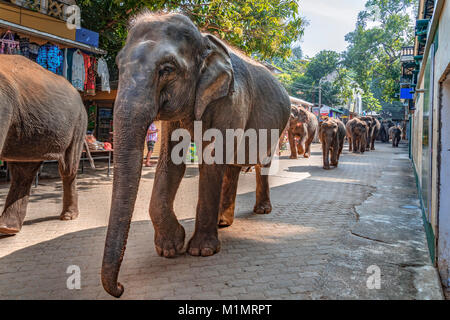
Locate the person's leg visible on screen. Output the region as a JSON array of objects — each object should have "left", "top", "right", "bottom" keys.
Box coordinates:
[{"left": 145, "top": 142, "right": 154, "bottom": 166}]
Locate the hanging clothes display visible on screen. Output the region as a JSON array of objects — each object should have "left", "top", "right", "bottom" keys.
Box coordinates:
[
  {"left": 0, "top": 31, "right": 20, "bottom": 55},
  {"left": 19, "top": 37, "right": 30, "bottom": 58},
  {"left": 71, "top": 49, "right": 85, "bottom": 91},
  {"left": 82, "top": 52, "right": 97, "bottom": 96},
  {"left": 63, "top": 48, "right": 75, "bottom": 82},
  {"left": 97, "top": 58, "right": 111, "bottom": 93},
  {"left": 36, "top": 43, "right": 64, "bottom": 74}
]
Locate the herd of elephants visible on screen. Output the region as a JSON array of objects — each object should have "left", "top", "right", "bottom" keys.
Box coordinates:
[
  {"left": 0, "top": 12, "right": 404, "bottom": 298},
  {"left": 287, "top": 104, "right": 403, "bottom": 170}
]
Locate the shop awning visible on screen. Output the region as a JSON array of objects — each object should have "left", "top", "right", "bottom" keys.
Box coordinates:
[
  {"left": 290, "top": 96, "right": 313, "bottom": 107},
  {"left": 0, "top": 18, "right": 106, "bottom": 55},
  {"left": 330, "top": 107, "right": 344, "bottom": 114}
]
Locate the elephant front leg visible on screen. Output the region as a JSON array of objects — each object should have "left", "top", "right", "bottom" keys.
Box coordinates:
[
  {"left": 218, "top": 165, "right": 241, "bottom": 228},
  {"left": 188, "top": 164, "right": 225, "bottom": 256},
  {"left": 322, "top": 144, "right": 331, "bottom": 170},
  {"left": 253, "top": 165, "right": 272, "bottom": 214},
  {"left": 288, "top": 131, "right": 297, "bottom": 159},
  {"left": 150, "top": 123, "right": 186, "bottom": 258},
  {"left": 0, "top": 162, "right": 41, "bottom": 234},
  {"left": 303, "top": 134, "right": 314, "bottom": 158},
  {"left": 330, "top": 142, "right": 339, "bottom": 167}
]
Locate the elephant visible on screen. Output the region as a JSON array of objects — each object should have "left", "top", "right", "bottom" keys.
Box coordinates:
[
  {"left": 101, "top": 12, "right": 291, "bottom": 298},
  {"left": 287, "top": 105, "right": 318, "bottom": 159},
  {"left": 319, "top": 118, "right": 346, "bottom": 170},
  {"left": 0, "top": 55, "right": 87, "bottom": 234},
  {"left": 368, "top": 116, "right": 381, "bottom": 150},
  {"left": 359, "top": 116, "right": 375, "bottom": 151},
  {"left": 389, "top": 126, "right": 402, "bottom": 147},
  {"left": 346, "top": 118, "right": 367, "bottom": 153},
  {"left": 379, "top": 119, "right": 395, "bottom": 143}
]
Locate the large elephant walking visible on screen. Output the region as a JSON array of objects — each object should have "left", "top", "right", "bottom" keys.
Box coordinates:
[
  {"left": 0, "top": 55, "right": 87, "bottom": 234},
  {"left": 101, "top": 12, "right": 291, "bottom": 297}
]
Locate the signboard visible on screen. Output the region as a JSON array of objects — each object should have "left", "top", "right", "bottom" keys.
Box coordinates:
[
  {"left": 320, "top": 106, "right": 330, "bottom": 116},
  {"left": 312, "top": 107, "right": 320, "bottom": 116},
  {"left": 400, "top": 87, "right": 413, "bottom": 100}
]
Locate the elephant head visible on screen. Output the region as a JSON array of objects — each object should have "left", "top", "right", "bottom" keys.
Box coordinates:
[
  {"left": 288, "top": 105, "right": 309, "bottom": 130},
  {"left": 319, "top": 118, "right": 338, "bottom": 146},
  {"left": 101, "top": 12, "right": 235, "bottom": 298}
]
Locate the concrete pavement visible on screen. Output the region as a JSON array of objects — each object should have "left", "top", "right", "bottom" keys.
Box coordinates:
[{"left": 0, "top": 142, "right": 443, "bottom": 299}]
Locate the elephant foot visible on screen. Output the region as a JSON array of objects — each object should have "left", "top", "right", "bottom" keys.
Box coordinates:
[
  {"left": 155, "top": 224, "right": 185, "bottom": 258},
  {"left": 253, "top": 201, "right": 272, "bottom": 214},
  {"left": 331, "top": 162, "right": 338, "bottom": 167},
  {"left": 289, "top": 155, "right": 298, "bottom": 159},
  {"left": 218, "top": 217, "right": 233, "bottom": 228},
  {"left": 371, "top": 147, "right": 375, "bottom": 150},
  {"left": 303, "top": 153, "right": 310, "bottom": 158},
  {"left": 60, "top": 210, "right": 79, "bottom": 221},
  {"left": 187, "top": 232, "right": 220, "bottom": 257},
  {"left": 323, "top": 166, "right": 331, "bottom": 170},
  {"left": 0, "top": 214, "right": 22, "bottom": 235}
]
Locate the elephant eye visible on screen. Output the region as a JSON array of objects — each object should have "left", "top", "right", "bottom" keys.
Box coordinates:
[{"left": 159, "top": 64, "right": 175, "bottom": 77}]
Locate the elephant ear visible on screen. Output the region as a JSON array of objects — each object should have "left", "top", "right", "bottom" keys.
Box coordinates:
[
  {"left": 290, "top": 106, "right": 298, "bottom": 118},
  {"left": 195, "top": 34, "right": 235, "bottom": 120}
]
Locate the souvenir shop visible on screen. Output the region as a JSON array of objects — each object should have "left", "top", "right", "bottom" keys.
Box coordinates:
[{"left": 0, "top": 0, "right": 116, "bottom": 177}]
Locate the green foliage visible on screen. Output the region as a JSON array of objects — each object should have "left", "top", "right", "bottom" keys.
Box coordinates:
[
  {"left": 274, "top": 50, "right": 355, "bottom": 107},
  {"left": 78, "top": 0, "right": 305, "bottom": 79},
  {"left": 343, "top": 0, "right": 414, "bottom": 111}
]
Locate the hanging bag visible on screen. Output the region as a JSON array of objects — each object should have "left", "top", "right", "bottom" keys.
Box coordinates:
[{"left": 0, "top": 31, "right": 20, "bottom": 55}]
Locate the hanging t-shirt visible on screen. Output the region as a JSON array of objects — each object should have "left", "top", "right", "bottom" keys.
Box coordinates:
[
  {"left": 97, "top": 58, "right": 111, "bottom": 93},
  {"left": 82, "top": 53, "right": 96, "bottom": 96},
  {"left": 36, "top": 44, "right": 63, "bottom": 74},
  {"left": 71, "top": 49, "right": 85, "bottom": 91}
]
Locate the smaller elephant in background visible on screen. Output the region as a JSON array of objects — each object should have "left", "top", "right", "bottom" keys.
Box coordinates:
[
  {"left": 319, "top": 118, "right": 346, "bottom": 170},
  {"left": 389, "top": 126, "right": 402, "bottom": 147},
  {"left": 369, "top": 117, "right": 381, "bottom": 150},
  {"left": 287, "top": 105, "right": 318, "bottom": 159},
  {"left": 379, "top": 120, "right": 395, "bottom": 143},
  {"left": 346, "top": 118, "right": 367, "bottom": 153},
  {"left": 359, "top": 116, "right": 374, "bottom": 151}
]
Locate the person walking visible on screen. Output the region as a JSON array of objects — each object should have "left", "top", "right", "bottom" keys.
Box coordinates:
[{"left": 144, "top": 122, "right": 158, "bottom": 167}]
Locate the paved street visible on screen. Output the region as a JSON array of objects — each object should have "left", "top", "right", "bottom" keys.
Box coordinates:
[{"left": 0, "top": 142, "right": 444, "bottom": 299}]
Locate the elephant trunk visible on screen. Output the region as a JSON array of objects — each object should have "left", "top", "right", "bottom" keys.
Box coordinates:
[{"left": 101, "top": 83, "right": 156, "bottom": 298}]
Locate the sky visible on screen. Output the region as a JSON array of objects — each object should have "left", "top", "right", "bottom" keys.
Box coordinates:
[{"left": 297, "top": 0, "right": 368, "bottom": 57}]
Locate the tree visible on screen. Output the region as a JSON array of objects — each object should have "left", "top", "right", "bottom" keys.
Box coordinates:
[
  {"left": 78, "top": 0, "right": 305, "bottom": 79},
  {"left": 274, "top": 50, "right": 354, "bottom": 107},
  {"left": 343, "top": 0, "right": 415, "bottom": 112}
]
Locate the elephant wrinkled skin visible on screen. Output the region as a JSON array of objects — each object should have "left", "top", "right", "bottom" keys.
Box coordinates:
[
  {"left": 101, "top": 12, "right": 291, "bottom": 298},
  {"left": 0, "top": 55, "right": 87, "bottom": 234}
]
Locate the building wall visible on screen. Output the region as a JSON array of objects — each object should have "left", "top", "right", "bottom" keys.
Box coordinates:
[
  {"left": 0, "top": 2, "right": 76, "bottom": 40},
  {"left": 411, "top": 0, "right": 450, "bottom": 286},
  {"left": 436, "top": 0, "right": 450, "bottom": 288}
]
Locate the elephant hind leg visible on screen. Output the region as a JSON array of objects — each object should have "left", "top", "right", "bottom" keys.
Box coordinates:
[
  {"left": 0, "top": 162, "right": 42, "bottom": 234},
  {"left": 253, "top": 165, "right": 272, "bottom": 214},
  {"left": 58, "top": 134, "right": 83, "bottom": 221},
  {"left": 218, "top": 165, "right": 241, "bottom": 228}
]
